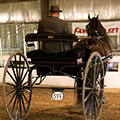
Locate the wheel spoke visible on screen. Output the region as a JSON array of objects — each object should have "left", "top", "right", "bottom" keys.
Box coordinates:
[
  {"left": 95, "top": 67, "right": 102, "bottom": 81},
  {"left": 15, "top": 96, "right": 19, "bottom": 120},
  {"left": 20, "top": 62, "right": 25, "bottom": 83},
  {"left": 86, "top": 97, "right": 92, "bottom": 119},
  {"left": 86, "top": 74, "right": 93, "bottom": 87},
  {"left": 14, "top": 55, "right": 19, "bottom": 79},
  {"left": 99, "top": 76, "right": 104, "bottom": 83},
  {"left": 94, "top": 93, "right": 102, "bottom": 105},
  {"left": 11, "top": 94, "right": 17, "bottom": 117},
  {"left": 96, "top": 76, "right": 104, "bottom": 89},
  {"left": 96, "top": 76, "right": 104, "bottom": 87},
  {"left": 7, "top": 70, "right": 16, "bottom": 83},
  {"left": 21, "top": 94, "right": 26, "bottom": 113},
  {"left": 6, "top": 88, "right": 17, "bottom": 96},
  {"left": 95, "top": 61, "right": 102, "bottom": 79},
  {"left": 22, "top": 81, "right": 28, "bottom": 86},
  {"left": 10, "top": 61, "right": 17, "bottom": 80},
  {"left": 84, "top": 91, "right": 93, "bottom": 103},
  {"left": 19, "top": 55, "right": 21, "bottom": 78},
  {"left": 19, "top": 94, "right": 22, "bottom": 118},
  {"left": 21, "top": 69, "right": 29, "bottom": 84},
  {"left": 22, "top": 92, "right": 29, "bottom": 103},
  {"left": 7, "top": 92, "right": 17, "bottom": 107},
  {"left": 91, "top": 99, "right": 94, "bottom": 120},
  {"left": 85, "top": 87, "right": 94, "bottom": 90},
  {"left": 94, "top": 94, "right": 99, "bottom": 114},
  {"left": 5, "top": 82, "right": 15, "bottom": 87},
  {"left": 93, "top": 55, "right": 97, "bottom": 84},
  {"left": 93, "top": 96, "right": 97, "bottom": 120},
  {"left": 88, "top": 63, "right": 95, "bottom": 87}
]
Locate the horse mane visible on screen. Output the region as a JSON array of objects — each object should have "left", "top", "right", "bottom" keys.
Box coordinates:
[{"left": 96, "top": 19, "right": 112, "bottom": 52}]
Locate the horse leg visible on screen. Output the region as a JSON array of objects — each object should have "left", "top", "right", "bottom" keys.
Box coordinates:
[{"left": 76, "top": 78, "right": 83, "bottom": 109}]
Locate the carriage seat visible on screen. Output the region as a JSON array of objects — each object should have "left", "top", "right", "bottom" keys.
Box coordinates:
[
  {"left": 25, "top": 33, "right": 86, "bottom": 64},
  {"left": 27, "top": 49, "right": 85, "bottom": 60}
]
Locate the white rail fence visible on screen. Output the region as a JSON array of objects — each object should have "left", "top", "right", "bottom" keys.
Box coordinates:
[{"left": 0, "top": 55, "right": 120, "bottom": 88}]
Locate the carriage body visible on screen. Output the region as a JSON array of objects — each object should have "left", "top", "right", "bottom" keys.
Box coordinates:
[
  {"left": 2, "top": 17, "right": 114, "bottom": 120},
  {"left": 26, "top": 33, "right": 89, "bottom": 76}
]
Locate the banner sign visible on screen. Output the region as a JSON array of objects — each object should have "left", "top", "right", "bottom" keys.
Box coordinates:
[{"left": 72, "top": 21, "right": 120, "bottom": 36}]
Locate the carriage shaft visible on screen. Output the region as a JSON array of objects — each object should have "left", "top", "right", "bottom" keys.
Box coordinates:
[{"left": 31, "top": 86, "right": 82, "bottom": 90}]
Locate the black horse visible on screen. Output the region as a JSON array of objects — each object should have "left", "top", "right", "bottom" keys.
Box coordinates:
[{"left": 74, "top": 15, "right": 113, "bottom": 106}]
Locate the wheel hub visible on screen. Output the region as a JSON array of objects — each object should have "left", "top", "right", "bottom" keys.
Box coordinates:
[
  {"left": 16, "top": 78, "right": 22, "bottom": 92},
  {"left": 94, "top": 86, "right": 100, "bottom": 91}
]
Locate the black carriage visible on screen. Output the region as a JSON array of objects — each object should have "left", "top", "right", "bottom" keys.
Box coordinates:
[{"left": 2, "top": 17, "right": 113, "bottom": 120}]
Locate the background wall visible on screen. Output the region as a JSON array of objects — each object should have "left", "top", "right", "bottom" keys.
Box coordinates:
[
  {"left": 0, "top": 0, "right": 119, "bottom": 88},
  {"left": 0, "top": 0, "right": 120, "bottom": 60},
  {"left": 0, "top": 0, "right": 120, "bottom": 23},
  {"left": 53, "top": 0, "right": 120, "bottom": 21},
  {"left": 0, "top": 1, "right": 41, "bottom": 23}
]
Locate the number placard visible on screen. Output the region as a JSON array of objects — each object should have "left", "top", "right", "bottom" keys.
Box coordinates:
[{"left": 51, "top": 88, "right": 64, "bottom": 100}]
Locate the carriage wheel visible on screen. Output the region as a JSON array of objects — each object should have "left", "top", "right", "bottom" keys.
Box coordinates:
[
  {"left": 3, "top": 51, "right": 32, "bottom": 120},
  {"left": 82, "top": 52, "right": 104, "bottom": 120}
]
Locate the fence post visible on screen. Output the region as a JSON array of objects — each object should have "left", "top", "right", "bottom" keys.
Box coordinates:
[
  {"left": 0, "top": 38, "right": 3, "bottom": 66},
  {"left": 118, "top": 57, "right": 120, "bottom": 72},
  {"left": 8, "top": 31, "right": 11, "bottom": 55}
]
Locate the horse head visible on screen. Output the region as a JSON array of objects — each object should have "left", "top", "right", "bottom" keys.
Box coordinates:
[
  {"left": 86, "top": 15, "right": 99, "bottom": 37},
  {"left": 86, "top": 14, "right": 112, "bottom": 52}
]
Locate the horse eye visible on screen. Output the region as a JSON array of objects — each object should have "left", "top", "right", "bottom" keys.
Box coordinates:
[{"left": 86, "top": 25, "right": 89, "bottom": 29}]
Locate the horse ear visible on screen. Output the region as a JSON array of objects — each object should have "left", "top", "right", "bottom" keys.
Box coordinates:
[
  {"left": 88, "top": 14, "right": 91, "bottom": 20},
  {"left": 97, "top": 15, "right": 99, "bottom": 19}
]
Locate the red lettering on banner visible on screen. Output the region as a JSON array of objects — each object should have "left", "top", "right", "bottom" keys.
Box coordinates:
[
  {"left": 74, "top": 27, "right": 87, "bottom": 34},
  {"left": 115, "top": 28, "right": 119, "bottom": 33},
  {"left": 74, "top": 27, "right": 79, "bottom": 34},
  {"left": 108, "top": 28, "right": 113, "bottom": 33},
  {"left": 74, "top": 27, "right": 119, "bottom": 34},
  {"left": 82, "top": 29, "right": 86, "bottom": 33},
  {"left": 105, "top": 28, "right": 119, "bottom": 33}
]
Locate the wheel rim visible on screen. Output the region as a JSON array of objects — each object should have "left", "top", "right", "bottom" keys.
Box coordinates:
[
  {"left": 82, "top": 52, "right": 104, "bottom": 120},
  {"left": 3, "top": 51, "right": 32, "bottom": 120}
]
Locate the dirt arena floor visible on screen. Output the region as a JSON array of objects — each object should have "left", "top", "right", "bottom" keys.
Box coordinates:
[{"left": 0, "top": 85, "right": 120, "bottom": 120}]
